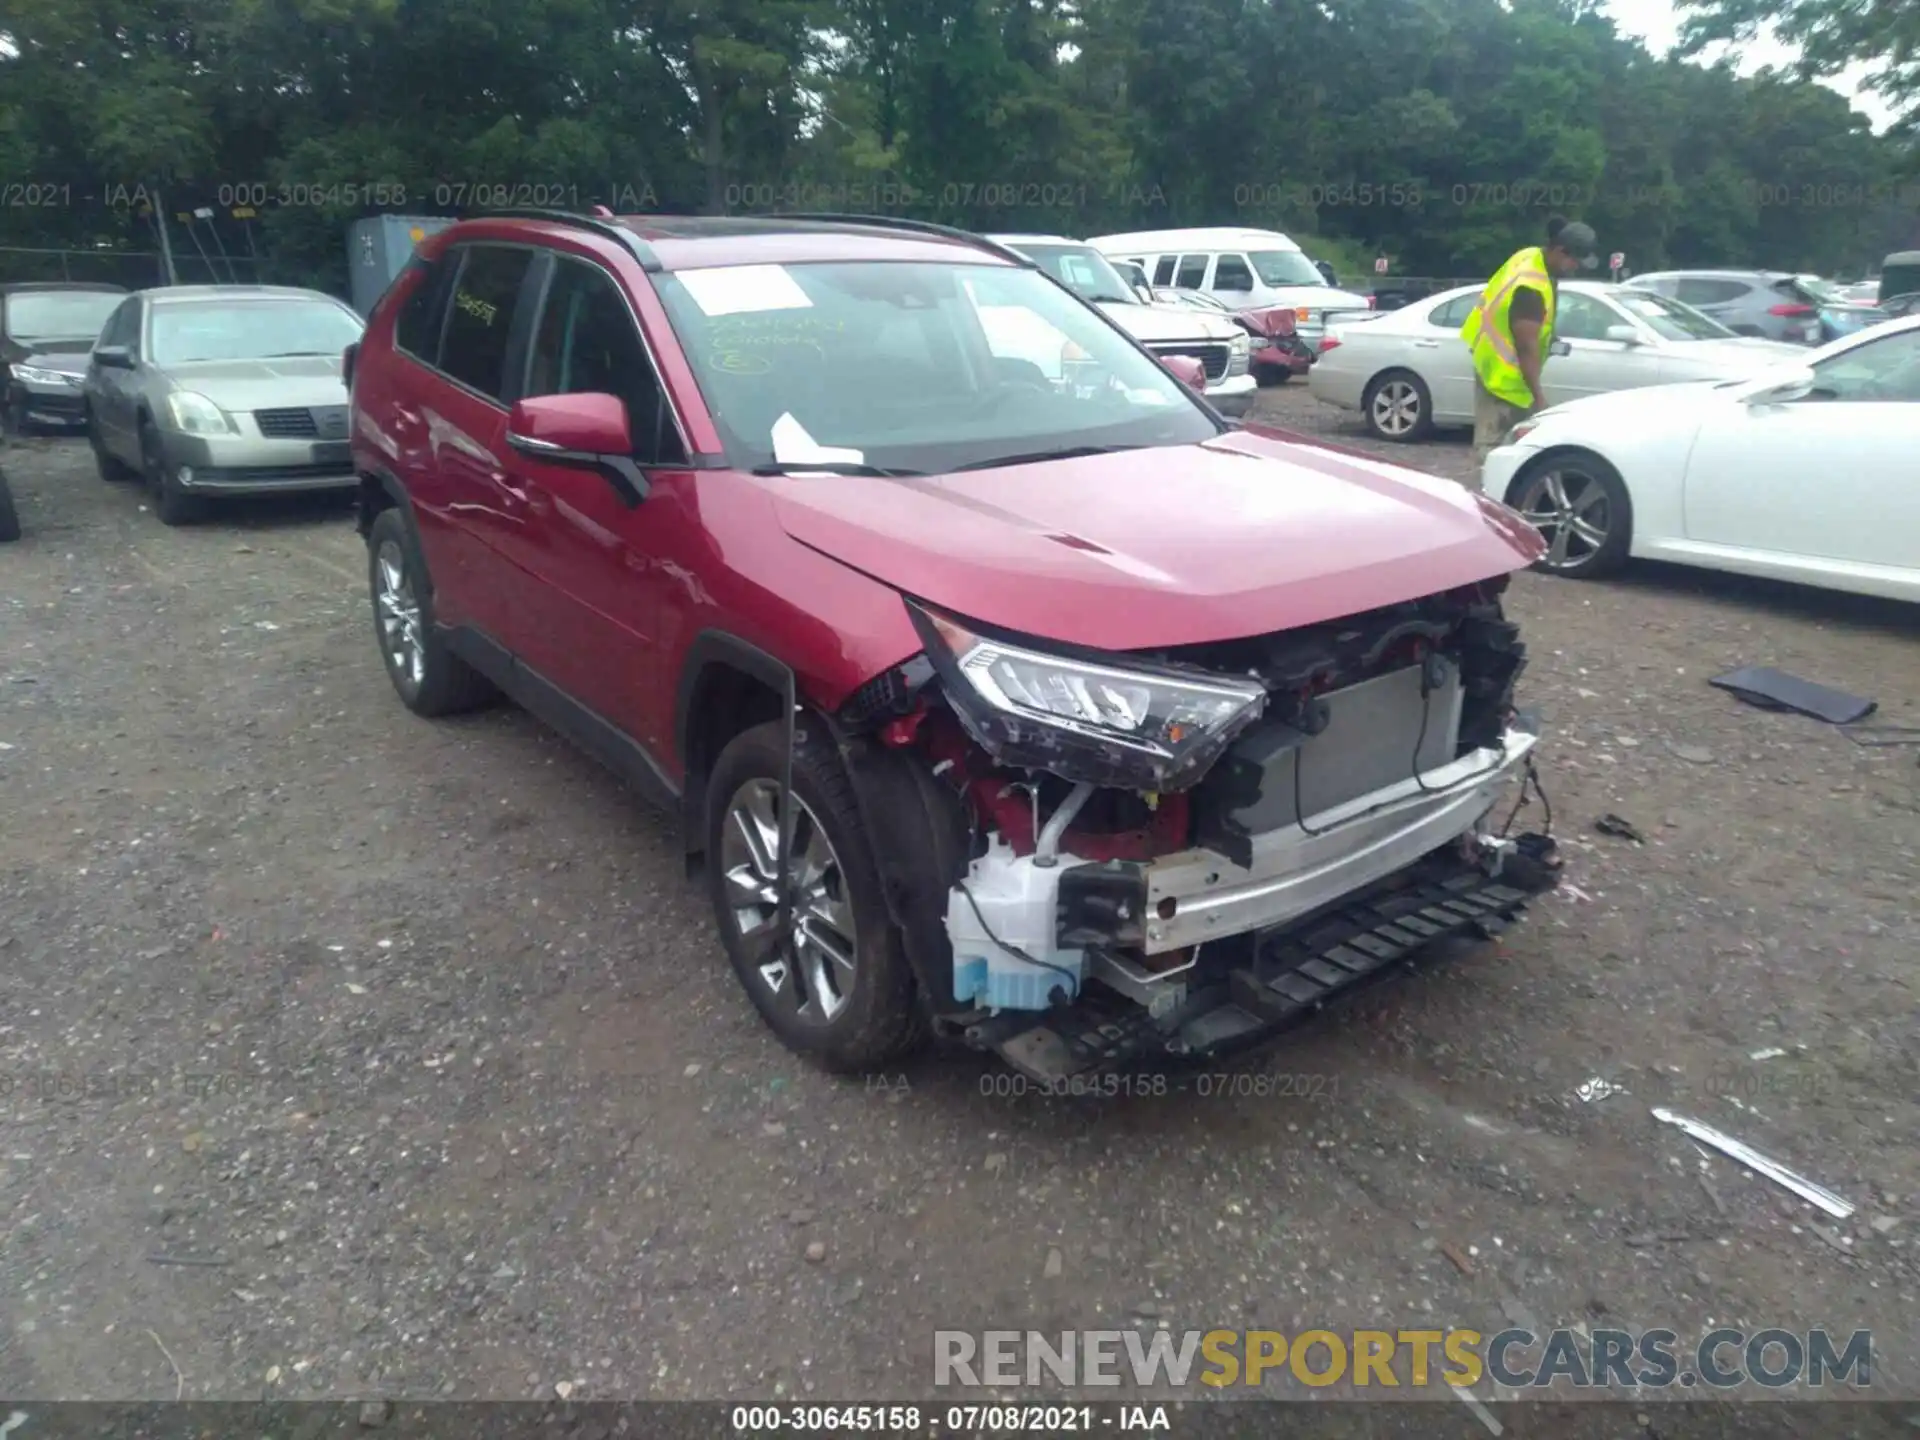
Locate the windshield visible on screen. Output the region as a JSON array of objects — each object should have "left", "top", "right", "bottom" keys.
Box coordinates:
[
  {"left": 148, "top": 298, "right": 364, "bottom": 365},
  {"left": 655, "top": 260, "right": 1219, "bottom": 474},
  {"left": 1013, "top": 244, "right": 1139, "bottom": 305},
  {"left": 1248, "top": 249, "right": 1326, "bottom": 287},
  {"left": 4, "top": 290, "right": 123, "bottom": 345},
  {"left": 1609, "top": 290, "right": 1736, "bottom": 341}
]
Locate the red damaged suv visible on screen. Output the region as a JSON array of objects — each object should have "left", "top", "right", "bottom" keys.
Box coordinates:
[{"left": 346, "top": 209, "right": 1560, "bottom": 1081}]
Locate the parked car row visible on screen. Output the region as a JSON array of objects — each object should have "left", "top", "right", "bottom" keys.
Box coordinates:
[{"left": 1308, "top": 279, "right": 1804, "bottom": 440}]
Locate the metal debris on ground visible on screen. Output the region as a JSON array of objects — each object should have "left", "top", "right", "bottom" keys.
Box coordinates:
[
  {"left": 1573, "top": 1077, "right": 1628, "bottom": 1103},
  {"left": 1842, "top": 724, "right": 1920, "bottom": 747},
  {"left": 1707, "top": 666, "right": 1876, "bottom": 725},
  {"left": 1650, "top": 1108, "right": 1854, "bottom": 1220},
  {"left": 1439, "top": 1241, "right": 1476, "bottom": 1276},
  {"left": 1749, "top": 1047, "right": 1788, "bottom": 1061},
  {"left": 1593, "top": 814, "right": 1646, "bottom": 844}
]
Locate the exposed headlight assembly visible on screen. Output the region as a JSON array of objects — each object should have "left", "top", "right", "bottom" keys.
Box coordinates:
[
  {"left": 909, "top": 602, "right": 1267, "bottom": 792},
  {"left": 165, "top": 391, "right": 236, "bottom": 435},
  {"left": 1228, "top": 332, "right": 1250, "bottom": 356}
]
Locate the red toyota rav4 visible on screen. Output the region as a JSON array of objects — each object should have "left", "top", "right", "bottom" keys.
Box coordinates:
[{"left": 346, "top": 209, "right": 1560, "bottom": 1081}]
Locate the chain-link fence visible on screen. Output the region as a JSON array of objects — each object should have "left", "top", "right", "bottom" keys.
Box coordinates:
[{"left": 0, "top": 245, "right": 274, "bottom": 289}]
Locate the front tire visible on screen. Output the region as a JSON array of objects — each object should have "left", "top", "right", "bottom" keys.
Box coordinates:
[
  {"left": 705, "top": 719, "right": 925, "bottom": 1073},
  {"left": 90, "top": 409, "right": 136, "bottom": 482},
  {"left": 1506, "top": 450, "right": 1633, "bottom": 579},
  {"left": 140, "top": 417, "right": 204, "bottom": 526},
  {"left": 1362, "top": 369, "right": 1433, "bottom": 442},
  {"left": 366, "top": 506, "right": 497, "bottom": 716}
]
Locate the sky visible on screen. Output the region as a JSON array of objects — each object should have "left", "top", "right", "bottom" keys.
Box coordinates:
[{"left": 1604, "top": 0, "right": 1900, "bottom": 134}]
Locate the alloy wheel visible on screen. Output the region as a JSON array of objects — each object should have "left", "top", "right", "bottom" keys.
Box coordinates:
[
  {"left": 719, "top": 778, "right": 857, "bottom": 1025},
  {"left": 1516, "top": 465, "right": 1612, "bottom": 571},
  {"left": 1370, "top": 379, "right": 1422, "bottom": 437},
  {"left": 375, "top": 539, "right": 425, "bottom": 689}
]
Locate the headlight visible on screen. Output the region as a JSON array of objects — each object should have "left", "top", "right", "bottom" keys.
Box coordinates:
[
  {"left": 165, "top": 391, "right": 236, "bottom": 435},
  {"left": 1228, "top": 332, "right": 1250, "bottom": 357},
  {"left": 9, "top": 363, "right": 75, "bottom": 386},
  {"left": 909, "top": 603, "right": 1267, "bottom": 791}
]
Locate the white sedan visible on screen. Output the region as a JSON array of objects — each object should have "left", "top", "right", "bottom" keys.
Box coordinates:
[
  {"left": 1309, "top": 281, "right": 1804, "bottom": 442},
  {"left": 1481, "top": 314, "right": 1920, "bottom": 601}
]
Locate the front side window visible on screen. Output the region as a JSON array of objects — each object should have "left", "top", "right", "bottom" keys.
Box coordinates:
[
  {"left": 393, "top": 255, "right": 453, "bottom": 360},
  {"left": 1152, "top": 257, "right": 1177, "bottom": 285},
  {"left": 1213, "top": 254, "right": 1255, "bottom": 291},
  {"left": 1810, "top": 329, "right": 1920, "bottom": 403},
  {"left": 436, "top": 245, "right": 535, "bottom": 400},
  {"left": 1174, "top": 254, "right": 1209, "bottom": 288},
  {"left": 146, "top": 297, "right": 364, "bottom": 366},
  {"left": 4, "top": 290, "right": 125, "bottom": 345},
  {"left": 654, "top": 260, "right": 1219, "bottom": 474},
  {"left": 1553, "top": 292, "right": 1615, "bottom": 342},
  {"left": 1428, "top": 293, "right": 1477, "bottom": 328},
  {"left": 1247, "top": 249, "right": 1324, "bottom": 287},
  {"left": 1675, "top": 277, "right": 1747, "bottom": 306},
  {"left": 526, "top": 257, "right": 686, "bottom": 464}
]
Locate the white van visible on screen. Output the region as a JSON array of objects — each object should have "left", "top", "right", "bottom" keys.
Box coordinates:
[
  {"left": 986, "top": 234, "right": 1255, "bottom": 415},
  {"left": 1088, "top": 227, "right": 1372, "bottom": 348}
]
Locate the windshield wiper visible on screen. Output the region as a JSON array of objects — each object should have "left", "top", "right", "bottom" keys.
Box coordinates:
[
  {"left": 1084, "top": 293, "right": 1134, "bottom": 305},
  {"left": 750, "top": 461, "right": 926, "bottom": 478},
  {"left": 948, "top": 444, "right": 1143, "bottom": 473}
]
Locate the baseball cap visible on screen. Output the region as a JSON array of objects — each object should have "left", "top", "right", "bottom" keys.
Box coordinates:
[{"left": 1553, "top": 221, "right": 1599, "bottom": 269}]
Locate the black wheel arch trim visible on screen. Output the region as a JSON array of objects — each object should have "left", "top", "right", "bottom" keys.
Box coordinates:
[{"left": 674, "top": 629, "right": 798, "bottom": 853}]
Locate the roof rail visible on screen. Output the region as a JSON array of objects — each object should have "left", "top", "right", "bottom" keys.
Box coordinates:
[
  {"left": 473, "top": 207, "right": 661, "bottom": 271},
  {"left": 759, "top": 212, "right": 1034, "bottom": 267}
]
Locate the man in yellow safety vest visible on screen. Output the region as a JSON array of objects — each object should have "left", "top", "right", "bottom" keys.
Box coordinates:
[{"left": 1461, "top": 217, "right": 1599, "bottom": 477}]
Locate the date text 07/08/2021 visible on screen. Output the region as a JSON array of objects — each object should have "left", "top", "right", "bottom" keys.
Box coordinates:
[{"left": 728, "top": 1405, "right": 1172, "bottom": 1434}]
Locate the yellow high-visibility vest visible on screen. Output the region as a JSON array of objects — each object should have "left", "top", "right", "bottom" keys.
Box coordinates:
[{"left": 1461, "top": 246, "right": 1555, "bottom": 408}]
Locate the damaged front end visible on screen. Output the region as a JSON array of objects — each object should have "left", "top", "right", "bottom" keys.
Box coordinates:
[{"left": 831, "top": 577, "right": 1560, "bottom": 1082}]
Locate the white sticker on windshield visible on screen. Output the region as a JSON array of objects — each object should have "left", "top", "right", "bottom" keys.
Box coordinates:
[
  {"left": 770, "top": 413, "right": 864, "bottom": 467},
  {"left": 677, "top": 265, "right": 814, "bottom": 318}
]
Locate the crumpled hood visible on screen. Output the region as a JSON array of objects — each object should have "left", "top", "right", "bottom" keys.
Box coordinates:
[{"left": 770, "top": 430, "right": 1543, "bottom": 651}]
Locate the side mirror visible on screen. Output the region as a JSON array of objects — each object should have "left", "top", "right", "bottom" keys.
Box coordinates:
[
  {"left": 1548, "top": 339, "right": 1572, "bottom": 357},
  {"left": 1315, "top": 261, "right": 1338, "bottom": 285},
  {"left": 342, "top": 341, "right": 360, "bottom": 391},
  {"left": 1603, "top": 325, "right": 1642, "bottom": 345},
  {"left": 1744, "top": 366, "right": 1817, "bottom": 406},
  {"left": 506, "top": 392, "right": 650, "bottom": 505},
  {"left": 1159, "top": 354, "right": 1207, "bottom": 390},
  {"left": 93, "top": 345, "right": 134, "bottom": 369}
]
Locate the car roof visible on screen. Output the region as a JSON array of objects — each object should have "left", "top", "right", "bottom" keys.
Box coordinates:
[
  {"left": 135, "top": 284, "right": 349, "bottom": 304},
  {"left": 1087, "top": 228, "right": 1301, "bottom": 251},
  {"left": 620, "top": 215, "right": 1019, "bottom": 271},
  {"left": 1, "top": 281, "right": 128, "bottom": 295},
  {"left": 1628, "top": 269, "right": 1787, "bottom": 281},
  {"left": 985, "top": 234, "right": 1086, "bottom": 247}
]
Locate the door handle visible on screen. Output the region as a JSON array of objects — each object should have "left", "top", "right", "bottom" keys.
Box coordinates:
[{"left": 1412, "top": 339, "right": 1440, "bottom": 348}]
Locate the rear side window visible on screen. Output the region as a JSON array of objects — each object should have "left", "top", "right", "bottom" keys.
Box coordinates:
[
  {"left": 393, "top": 256, "right": 452, "bottom": 360},
  {"left": 1675, "top": 277, "right": 1748, "bottom": 306},
  {"left": 1175, "top": 254, "right": 1209, "bottom": 288},
  {"left": 437, "top": 245, "right": 536, "bottom": 401},
  {"left": 1429, "top": 294, "right": 1476, "bottom": 328},
  {"left": 1152, "top": 256, "right": 1177, "bottom": 286}
]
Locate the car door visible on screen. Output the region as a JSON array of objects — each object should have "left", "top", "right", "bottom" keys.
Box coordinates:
[
  {"left": 1680, "top": 326, "right": 1920, "bottom": 575},
  {"left": 1415, "top": 292, "right": 1479, "bottom": 422},
  {"left": 88, "top": 298, "right": 141, "bottom": 457},
  {"left": 495, "top": 249, "right": 696, "bottom": 746},
  {"left": 1540, "top": 291, "right": 1647, "bottom": 405},
  {"left": 411, "top": 241, "right": 545, "bottom": 653}
]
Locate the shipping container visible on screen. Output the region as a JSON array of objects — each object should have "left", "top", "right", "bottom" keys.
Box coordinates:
[{"left": 348, "top": 215, "right": 456, "bottom": 316}]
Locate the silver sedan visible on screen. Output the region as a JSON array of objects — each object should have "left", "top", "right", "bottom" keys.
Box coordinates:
[
  {"left": 83, "top": 285, "right": 365, "bottom": 524},
  {"left": 1307, "top": 280, "right": 1806, "bottom": 442}
]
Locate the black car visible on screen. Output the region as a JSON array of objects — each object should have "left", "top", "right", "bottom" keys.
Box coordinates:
[{"left": 1, "top": 282, "right": 128, "bottom": 436}]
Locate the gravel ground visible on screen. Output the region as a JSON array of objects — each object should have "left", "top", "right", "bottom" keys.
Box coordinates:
[{"left": 2, "top": 394, "right": 1917, "bottom": 1408}]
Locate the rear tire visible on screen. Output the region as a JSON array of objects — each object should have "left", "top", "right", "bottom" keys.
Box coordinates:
[
  {"left": 1362, "top": 369, "right": 1433, "bottom": 442},
  {"left": 366, "top": 506, "right": 497, "bottom": 717},
  {"left": 1505, "top": 450, "right": 1633, "bottom": 579},
  {"left": 705, "top": 718, "right": 926, "bottom": 1073}
]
